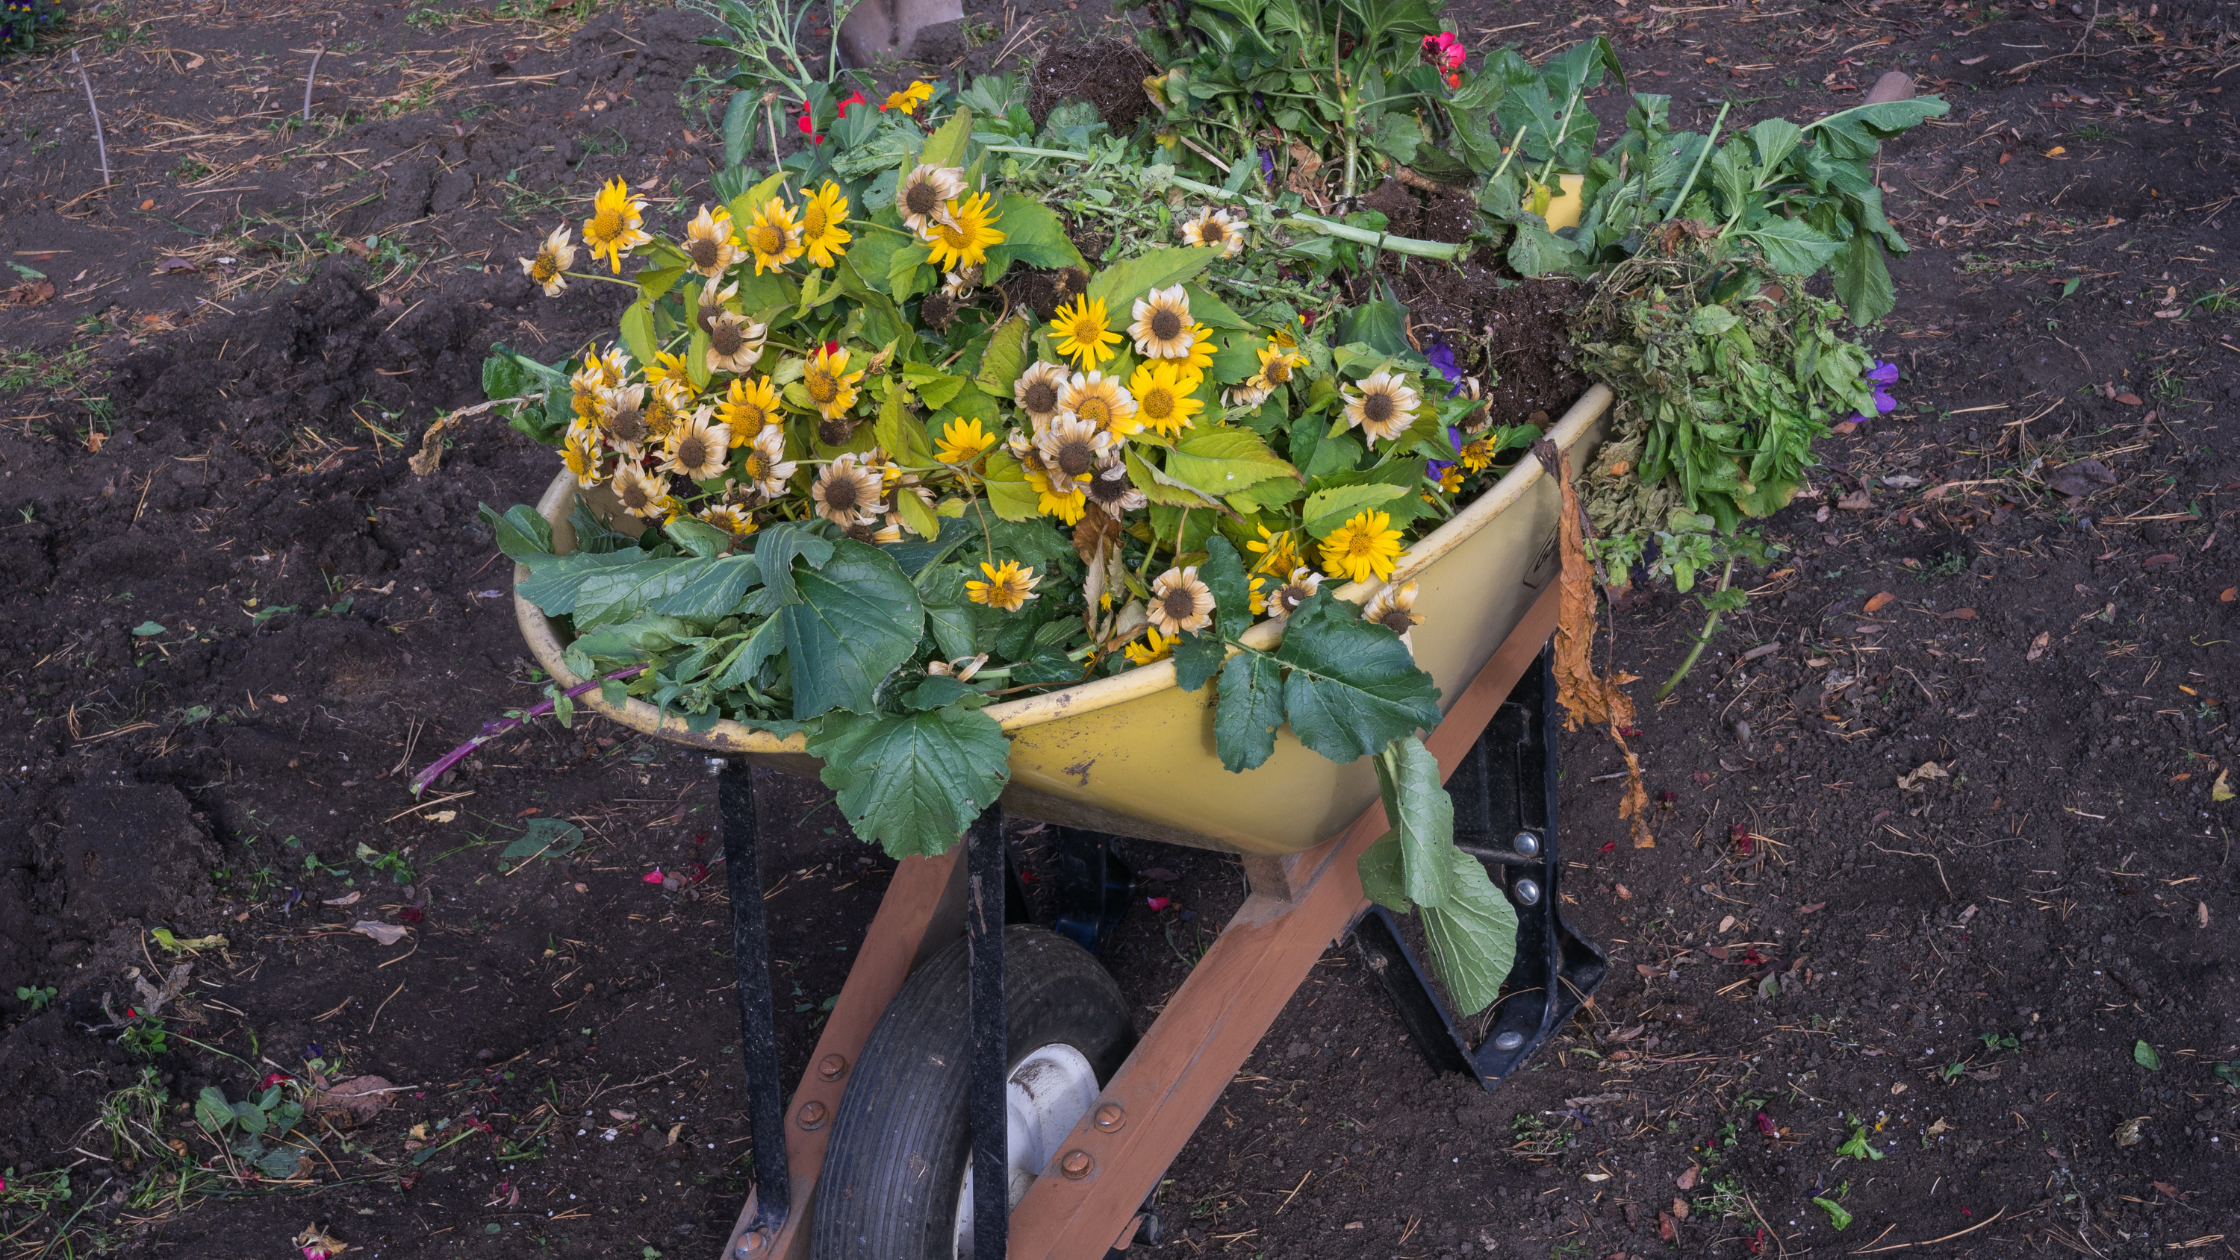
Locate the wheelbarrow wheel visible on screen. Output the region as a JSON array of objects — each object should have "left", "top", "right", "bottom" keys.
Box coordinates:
[{"left": 809, "top": 924, "right": 1135, "bottom": 1260}]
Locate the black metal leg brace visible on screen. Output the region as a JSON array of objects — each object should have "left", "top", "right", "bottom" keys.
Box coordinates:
[
  {"left": 718, "top": 759, "right": 790, "bottom": 1236},
  {"left": 1349, "top": 646, "right": 1609, "bottom": 1091},
  {"left": 966, "top": 808, "right": 1009, "bottom": 1260}
]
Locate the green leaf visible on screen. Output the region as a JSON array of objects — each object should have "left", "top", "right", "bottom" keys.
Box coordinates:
[
  {"left": 1181, "top": 283, "right": 1248, "bottom": 331},
  {"left": 1301, "top": 482, "right": 1409, "bottom": 540},
  {"left": 1506, "top": 220, "right": 1585, "bottom": 277},
  {"left": 749, "top": 521, "right": 835, "bottom": 608},
  {"left": 1833, "top": 231, "right": 1897, "bottom": 326},
  {"left": 499, "top": 818, "right": 586, "bottom": 872},
  {"left": 1171, "top": 626, "right": 1225, "bottom": 693},
  {"left": 1164, "top": 427, "right": 1298, "bottom": 498},
  {"left": 1200, "top": 536, "right": 1252, "bottom": 633},
  {"left": 875, "top": 379, "right": 934, "bottom": 467},
  {"left": 982, "top": 195, "right": 1084, "bottom": 279},
  {"left": 780, "top": 540, "right": 925, "bottom": 719},
  {"left": 2134, "top": 1040, "right": 2161, "bottom": 1071},
  {"left": 1335, "top": 296, "right": 1409, "bottom": 356},
  {"left": 903, "top": 675, "right": 978, "bottom": 711},
  {"left": 1749, "top": 117, "right": 1804, "bottom": 171},
  {"left": 807, "top": 705, "right": 1011, "bottom": 858},
  {"left": 481, "top": 351, "right": 528, "bottom": 404},
  {"left": 1377, "top": 736, "right": 1458, "bottom": 910},
  {"left": 572, "top": 557, "right": 700, "bottom": 630},
  {"left": 196, "top": 1087, "right": 233, "bottom": 1132},
  {"left": 516, "top": 547, "right": 651, "bottom": 616},
  {"left": 619, "top": 299, "right": 657, "bottom": 372},
  {"left": 1741, "top": 218, "right": 1841, "bottom": 277},
  {"left": 1811, "top": 1198, "right": 1853, "bottom": 1232},
  {"left": 1212, "top": 650, "right": 1284, "bottom": 772},
  {"left": 893, "top": 489, "right": 941, "bottom": 542},
  {"left": 131, "top": 621, "right": 166, "bottom": 637},
  {"left": 979, "top": 450, "right": 1043, "bottom": 521},
  {"left": 917, "top": 105, "right": 976, "bottom": 170},
  {"left": 1085, "top": 247, "right": 1220, "bottom": 324},
  {"left": 1357, "top": 836, "right": 1411, "bottom": 912},
  {"left": 1419, "top": 847, "right": 1518, "bottom": 1016},
  {"left": 1274, "top": 590, "right": 1443, "bottom": 764},
  {"left": 973, "top": 315, "right": 1033, "bottom": 398},
  {"left": 651, "top": 554, "right": 763, "bottom": 619},
  {"left": 479, "top": 501, "right": 554, "bottom": 562},
  {"left": 665, "top": 517, "right": 732, "bottom": 558}
]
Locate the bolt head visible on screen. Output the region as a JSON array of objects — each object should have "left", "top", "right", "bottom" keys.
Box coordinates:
[
  {"left": 1093, "top": 1103, "right": 1126, "bottom": 1132},
  {"left": 1512, "top": 877, "right": 1541, "bottom": 906},
  {"left": 1493, "top": 1030, "right": 1526, "bottom": 1052},
  {"left": 1060, "top": 1149, "right": 1093, "bottom": 1179},
  {"left": 735, "top": 1230, "right": 767, "bottom": 1256},
  {"left": 796, "top": 1099, "right": 827, "bottom": 1130},
  {"left": 816, "top": 1053, "right": 848, "bottom": 1081}
]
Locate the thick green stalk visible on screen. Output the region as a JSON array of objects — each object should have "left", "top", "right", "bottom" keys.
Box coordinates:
[
  {"left": 1654, "top": 556, "right": 1736, "bottom": 701},
  {"left": 1662, "top": 101, "right": 1731, "bottom": 222}
]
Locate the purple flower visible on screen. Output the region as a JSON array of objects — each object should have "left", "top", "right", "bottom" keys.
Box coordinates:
[
  {"left": 1428, "top": 425, "right": 1464, "bottom": 480},
  {"left": 1844, "top": 359, "right": 1900, "bottom": 425},
  {"left": 1259, "top": 147, "right": 1275, "bottom": 184},
  {"left": 1424, "top": 341, "right": 1467, "bottom": 397}
]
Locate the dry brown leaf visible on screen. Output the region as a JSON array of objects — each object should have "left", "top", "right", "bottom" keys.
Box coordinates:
[
  {"left": 308, "top": 1075, "right": 397, "bottom": 1126},
  {"left": 1676, "top": 1164, "right": 1699, "bottom": 1191},
  {"left": 2026, "top": 631, "right": 2050, "bottom": 661},
  {"left": 2200, "top": 901, "right": 2211, "bottom": 929},
  {"left": 1938, "top": 607, "right": 1977, "bottom": 620},
  {"left": 1926, "top": 1117, "right": 1955, "bottom": 1136},
  {"left": 2220, "top": 587, "right": 2237, "bottom": 603},
  {"left": 1670, "top": 1197, "right": 1690, "bottom": 1220},
  {"left": 1897, "top": 761, "right": 1950, "bottom": 791},
  {"left": 295, "top": 1225, "right": 347, "bottom": 1259},
  {"left": 1863, "top": 591, "right": 1895, "bottom": 613},
  {"left": 1614, "top": 883, "right": 1633, "bottom": 900},
  {"left": 352, "top": 921, "right": 408, "bottom": 946}
]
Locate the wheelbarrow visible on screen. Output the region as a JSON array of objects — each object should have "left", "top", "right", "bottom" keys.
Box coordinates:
[{"left": 515, "top": 386, "right": 1616, "bottom": 1259}]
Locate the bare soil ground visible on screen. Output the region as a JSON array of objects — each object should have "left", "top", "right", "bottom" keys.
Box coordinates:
[{"left": 0, "top": 1, "right": 2234, "bottom": 1258}]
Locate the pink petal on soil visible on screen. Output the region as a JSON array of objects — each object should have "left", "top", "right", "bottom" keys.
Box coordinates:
[
  {"left": 1145, "top": 897, "right": 1171, "bottom": 911},
  {"left": 643, "top": 868, "right": 664, "bottom": 884},
  {"left": 1755, "top": 1112, "right": 1777, "bottom": 1137}
]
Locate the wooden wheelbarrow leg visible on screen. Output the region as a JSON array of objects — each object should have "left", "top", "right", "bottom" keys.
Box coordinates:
[
  {"left": 1004, "top": 587, "right": 1562, "bottom": 1258},
  {"left": 718, "top": 771, "right": 970, "bottom": 1260}
]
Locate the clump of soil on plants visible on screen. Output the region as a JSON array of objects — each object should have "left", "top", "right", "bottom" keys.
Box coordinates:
[
  {"left": 1360, "top": 177, "right": 1476, "bottom": 244},
  {"left": 1028, "top": 37, "right": 1156, "bottom": 132},
  {"left": 1349, "top": 262, "right": 1588, "bottom": 425},
  {"left": 997, "top": 263, "right": 1088, "bottom": 321}
]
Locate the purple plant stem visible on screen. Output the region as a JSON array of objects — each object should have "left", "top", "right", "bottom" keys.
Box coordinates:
[{"left": 410, "top": 665, "right": 645, "bottom": 796}]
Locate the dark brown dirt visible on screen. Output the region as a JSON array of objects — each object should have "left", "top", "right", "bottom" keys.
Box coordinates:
[
  {"left": 0, "top": 0, "right": 2234, "bottom": 1258},
  {"left": 1027, "top": 35, "right": 1156, "bottom": 133}
]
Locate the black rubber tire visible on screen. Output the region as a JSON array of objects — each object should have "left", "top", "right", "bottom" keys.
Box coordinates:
[{"left": 809, "top": 925, "right": 1135, "bottom": 1260}]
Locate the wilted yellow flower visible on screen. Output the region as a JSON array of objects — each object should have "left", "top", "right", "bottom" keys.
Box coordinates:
[
  {"left": 519, "top": 225, "right": 576, "bottom": 296},
  {"left": 1147, "top": 566, "right": 1214, "bottom": 636},
  {"left": 1179, "top": 206, "right": 1244, "bottom": 257},
  {"left": 1342, "top": 371, "right": 1422, "bottom": 449},
  {"left": 1128, "top": 284, "right": 1195, "bottom": 359},
  {"left": 1122, "top": 626, "right": 1173, "bottom": 667},
  {"left": 743, "top": 198, "right": 803, "bottom": 274},
  {"left": 680, "top": 205, "right": 744, "bottom": 278},
  {"left": 966, "top": 560, "right": 1040, "bottom": 612},
  {"left": 923, "top": 190, "right": 1004, "bottom": 272},
  {"left": 883, "top": 80, "right": 934, "bottom": 114},
  {"left": 583, "top": 178, "right": 651, "bottom": 273},
  {"left": 1246, "top": 524, "right": 1299, "bottom": 576},
  {"left": 802, "top": 344, "right": 865, "bottom": 420}
]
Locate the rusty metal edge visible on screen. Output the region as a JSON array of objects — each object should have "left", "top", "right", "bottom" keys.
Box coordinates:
[{"left": 1002, "top": 584, "right": 1563, "bottom": 1258}]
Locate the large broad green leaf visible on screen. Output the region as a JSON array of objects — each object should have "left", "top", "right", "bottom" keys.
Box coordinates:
[
  {"left": 1742, "top": 218, "right": 1841, "bottom": 277},
  {"left": 652, "top": 554, "right": 763, "bottom": 619},
  {"left": 516, "top": 547, "right": 649, "bottom": 615},
  {"left": 750, "top": 522, "right": 835, "bottom": 608},
  {"left": 1212, "top": 650, "right": 1284, "bottom": 772},
  {"left": 1375, "top": 736, "right": 1459, "bottom": 910},
  {"left": 1301, "top": 482, "right": 1409, "bottom": 540},
  {"left": 979, "top": 450, "right": 1043, "bottom": 521},
  {"left": 1171, "top": 624, "right": 1225, "bottom": 693},
  {"left": 1358, "top": 835, "right": 1411, "bottom": 911},
  {"left": 918, "top": 106, "right": 975, "bottom": 170},
  {"left": 1833, "top": 231, "right": 1897, "bottom": 327},
  {"left": 1419, "top": 847, "right": 1518, "bottom": 1016},
  {"left": 982, "top": 195, "right": 1084, "bottom": 280},
  {"left": 1805, "top": 97, "right": 1949, "bottom": 160},
  {"left": 1125, "top": 445, "right": 1222, "bottom": 510},
  {"left": 1506, "top": 221, "right": 1585, "bottom": 277},
  {"left": 1749, "top": 117, "right": 1804, "bottom": 172},
  {"left": 807, "top": 706, "right": 1011, "bottom": 858},
  {"left": 618, "top": 299, "right": 657, "bottom": 371},
  {"left": 1085, "top": 248, "right": 1220, "bottom": 326},
  {"left": 480, "top": 502, "right": 552, "bottom": 562},
  {"left": 1164, "top": 427, "right": 1298, "bottom": 498},
  {"left": 1273, "top": 590, "right": 1443, "bottom": 764},
  {"left": 573, "top": 557, "right": 701, "bottom": 630},
  {"left": 1200, "top": 536, "right": 1252, "bottom": 632},
  {"left": 779, "top": 540, "right": 925, "bottom": 719},
  {"left": 1335, "top": 295, "right": 1408, "bottom": 356},
  {"left": 1181, "top": 283, "right": 1248, "bottom": 331},
  {"left": 973, "top": 315, "right": 1033, "bottom": 398}
]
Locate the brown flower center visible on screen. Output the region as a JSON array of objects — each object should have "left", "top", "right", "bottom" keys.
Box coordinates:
[
  {"left": 743, "top": 452, "right": 772, "bottom": 481},
  {"left": 1085, "top": 471, "right": 1127, "bottom": 505},
  {"left": 676, "top": 435, "right": 709, "bottom": 470},
  {"left": 750, "top": 224, "right": 787, "bottom": 256},
  {"left": 1199, "top": 218, "right": 1227, "bottom": 244},
  {"left": 1378, "top": 609, "right": 1413, "bottom": 635},
  {"left": 711, "top": 321, "right": 745, "bottom": 356},
  {"left": 822, "top": 475, "right": 862, "bottom": 512},
  {"left": 687, "top": 237, "right": 722, "bottom": 270},
  {"left": 1276, "top": 584, "right": 1305, "bottom": 612},
  {"left": 1362, "top": 392, "right": 1395, "bottom": 425},
  {"left": 1054, "top": 439, "right": 1096, "bottom": 478},
  {"left": 1021, "top": 378, "right": 1058, "bottom": 414},
  {"left": 817, "top": 417, "right": 855, "bottom": 446},
  {"left": 903, "top": 181, "right": 938, "bottom": 217},
  {"left": 645, "top": 395, "right": 677, "bottom": 438},
  {"left": 1161, "top": 587, "right": 1198, "bottom": 623},
  {"left": 1264, "top": 358, "right": 1291, "bottom": 385},
  {"left": 590, "top": 208, "right": 623, "bottom": 242},
  {"left": 618, "top": 478, "right": 650, "bottom": 510},
  {"left": 1149, "top": 308, "right": 1183, "bottom": 341},
  {"left": 605, "top": 403, "right": 645, "bottom": 445}
]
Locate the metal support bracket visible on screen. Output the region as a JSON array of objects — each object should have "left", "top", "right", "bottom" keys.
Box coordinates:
[
  {"left": 1049, "top": 825, "right": 1134, "bottom": 956},
  {"left": 1349, "top": 645, "right": 1608, "bottom": 1090},
  {"left": 718, "top": 759, "right": 790, "bottom": 1239}
]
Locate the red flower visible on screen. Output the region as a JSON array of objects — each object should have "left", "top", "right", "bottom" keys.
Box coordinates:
[
  {"left": 836, "top": 91, "right": 866, "bottom": 117},
  {"left": 1422, "top": 32, "right": 1466, "bottom": 74},
  {"left": 797, "top": 101, "right": 814, "bottom": 135},
  {"left": 260, "top": 1072, "right": 291, "bottom": 1089},
  {"left": 1730, "top": 822, "right": 1754, "bottom": 855},
  {"left": 1754, "top": 1111, "right": 1777, "bottom": 1137},
  {"left": 1145, "top": 896, "right": 1171, "bottom": 911}
]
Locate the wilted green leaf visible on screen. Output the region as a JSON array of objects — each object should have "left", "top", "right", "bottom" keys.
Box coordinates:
[
  {"left": 1085, "top": 248, "right": 1220, "bottom": 324},
  {"left": 1376, "top": 736, "right": 1458, "bottom": 910},
  {"left": 1812, "top": 1197, "right": 1853, "bottom": 1231},
  {"left": 2134, "top": 1040, "right": 2161, "bottom": 1071},
  {"left": 1212, "top": 650, "right": 1284, "bottom": 772},
  {"left": 1164, "top": 427, "right": 1298, "bottom": 498},
  {"left": 1420, "top": 847, "right": 1518, "bottom": 1016}
]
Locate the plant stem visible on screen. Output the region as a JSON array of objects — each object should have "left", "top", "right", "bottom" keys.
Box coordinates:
[
  {"left": 1655, "top": 556, "right": 1736, "bottom": 701},
  {"left": 1157, "top": 171, "right": 1469, "bottom": 261},
  {"left": 411, "top": 665, "right": 647, "bottom": 796},
  {"left": 72, "top": 49, "right": 110, "bottom": 186},
  {"left": 1662, "top": 101, "right": 1731, "bottom": 222}
]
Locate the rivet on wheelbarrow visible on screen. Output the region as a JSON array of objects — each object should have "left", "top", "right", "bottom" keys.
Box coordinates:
[
  {"left": 1094, "top": 1103, "right": 1126, "bottom": 1132},
  {"left": 817, "top": 1053, "right": 849, "bottom": 1081},
  {"left": 796, "top": 1099, "right": 828, "bottom": 1130},
  {"left": 1060, "top": 1149, "right": 1094, "bottom": 1179},
  {"left": 1493, "top": 1031, "right": 1526, "bottom": 1052},
  {"left": 1512, "top": 878, "right": 1542, "bottom": 906},
  {"left": 734, "top": 1230, "right": 767, "bottom": 1256},
  {"left": 1511, "top": 831, "right": 1541, "bottom": 858}
]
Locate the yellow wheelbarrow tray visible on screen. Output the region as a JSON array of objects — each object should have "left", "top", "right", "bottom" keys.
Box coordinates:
[{"left": 515, "top": 384, "right": 1613, "bottom": 857}]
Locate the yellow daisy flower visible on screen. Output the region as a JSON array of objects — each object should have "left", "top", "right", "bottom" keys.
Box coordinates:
[
  {"left": 1179, "top": 206, "right": 1245, "bottom": 257},
  {"left": 1049, "top": 294, "right": 1121, "bottom": 370},
  {"left": 719, "top": 375, "right": 782, "bottom": 443},
  {"left": 561, "top": 430, "right": 603, "bottom": 487},
  {"left": 1434, "top": 464, "right": 1464, "bottom": 493},
  {"left": 1059, "top": 370, "right": 1137, "bottom": 437},
  {"left": 1319, "top": 509, "right": 1405, "bottom": 584},
  {"left": 965, "top": 560, "right": 1040, "bottom": 612},
  {"left": 1127, "top": 360, "right": 1203, "bottom": 438},
  {"left": 660, "top": 408, "right": 732, "bottom": 482},
  {"left": 882, "top": 80, "right": 934, "bottom": 114},
  {"left": 1342, "top": 371, "right": 1422, "bottom": 449},
  {"left": 1025, "top": 467, "right": 1087, "bottom": 524},
  {"left": 1013, "top": 360, "right": 1069, "bottom": 424},
  {"left": 1122, "top": 626, "right": 1174, "bottom": 667},
  {"left": 1176, "top": 323, "right": 1216, "bottom": 374},
  {"left": 801, "top": 344, "right": 865, "bottom": 420},
  {"left": 1147, "top": 566, "right": 1214, "bottom": 636},
  {"left": 923, "top": 190, "right": 1004, "bottom": 272},
  {"left": 698, "top": 503, "right": 758, "bottom": 539},
  {"left": 680, "top": 204, "right": 744, "bottom": 278},
  {"left": 582, "top": 178, "right": 651, "bottom": 273},
  {"left": 519, "top": 225, "right": 576, "bottom": 296},
  {"left": 935, "top": 416, "right": 995, "bottom": 465},
  {"left": 743, "top": 198, "right": 804, "bottom": 274},
  {"left": 647, "top": 349, "right": 693, "bottom": 393},
  {"left": 1459, "top": 435, "right": 1494, "bottom": 472},
  {"left": 736, "top": 426, "right": 798, "bottom": 499},
  {"left": 608, "top": 463, "right": 673, "bottom": 520},
  {"left": 798, "top": 181, "right": 852, "bottom": 268},
  {"left": 1249, "top": 342, "right": 1308, "bottom": 392},
  {"left": 704, "top": 309, "right": 768, "bottom": 375}
]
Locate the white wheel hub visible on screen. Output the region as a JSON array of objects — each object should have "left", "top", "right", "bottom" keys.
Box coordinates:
[{"left": 951, "top": 1042, "right": 1101, "bottom": 1258}]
